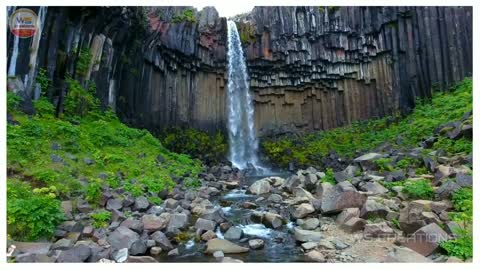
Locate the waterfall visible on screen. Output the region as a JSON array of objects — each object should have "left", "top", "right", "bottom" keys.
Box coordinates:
[
  {"left": 226, "top": 20, "right": 262, "bottom": 171},
  {"left": 26, "top": 6, "right": 48, "bottom": 93},
  {"left": 8, "top": 30, "right": 19, "bottom": 77}
]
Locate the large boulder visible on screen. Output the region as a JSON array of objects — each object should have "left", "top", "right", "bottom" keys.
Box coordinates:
[
  {"left": 195, "top": 218, "right": 217, "bottom": 232},
  {"left": 283, "top": 175, "right": 302, "bottom": 193},
  {"left": 359, "top": 182, "right": 388, "bottom": 195},
  {"left": 402, "top": 223, "right": 449, "bottom": 256},
  {"left": 224, "top": 226, "right": 243, "bottom": 240},
  {"left": 248, "top": 179, "right": 271, "bottom": 195},
  {"left": 205, "top": 239, "right": 249, "bottom": 254},
  {"left": 340, "top": 217, "right": 366, "bottom": 233},
  {"left": 294, "top": 227, "right": 323, "bottom": 242},
  {"left": 291, "top": 203, "right": 315, "bottom": 219},
  {"left": 107, "top": 226, "right": 140, "bottom": 251},
  {"left": 320, "top": 182, "right": 367, "bottom": 214},
  {"left": 305, "top": 250, "right": 326, "bottom": 262},
  {"left": 336, "top": 208, "right": 360, "bottom": 224},
  {"left": 167, "top": 213, "right": 188, "bottom": 232},
  {"left": 263, "top": 212, "right": 284, "bottom": 229},
  {"left": 13, "top": 242, "right": 52, "bottom": 255},
  {"left": 399, "top": 201, "right": 441, "bottom": 234}
]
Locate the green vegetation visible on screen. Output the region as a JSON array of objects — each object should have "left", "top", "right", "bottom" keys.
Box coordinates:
[
  {"left": 7, "top": 179, "right": 64, "bottom": 241},
  {"left": 75, "top": 48, "right": 93, "bottom": 78},
  {"left": 237, "top": 22, "right": 256, "bottom": 44},
  {"left": 440, "top": 187, "right": 473, "bottom": 260},
  {"left": 161, "top": 127, "right": 227, "bottom": 164},
  {"left": 262, "top": 78, "right": 472, "bottom": 168},
  {"left": 91, "top": 211, "right": 112, "bottom": 228},
  {"left": 36, "top": 68, "right": 50, "bottom": 95},
  {"left": 172, "top": 9, "right": 197, "bottom": 24},
  {"left": 321, "top": 168, "right": 336, "bottom": 184},
  {"left": 374, "top": 158, "right": 394, "bottom": 172},
  {"left": 148, "top": 196, "right": 162, "bottom": 205},
  {"left": 401, "top": 179, "right": 434, "bottom": 200},
  {"left": 7, "top": 76, "right": 203, "bottom": 240}
]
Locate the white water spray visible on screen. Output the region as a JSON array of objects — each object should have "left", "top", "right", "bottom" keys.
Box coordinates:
[{"left": 226, "top": 20, "right": 263, "bottom": 171}]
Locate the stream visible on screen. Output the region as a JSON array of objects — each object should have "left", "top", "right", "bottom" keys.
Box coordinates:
[{"left": 155, "top": 173, "right": 305, "bottom": 262}]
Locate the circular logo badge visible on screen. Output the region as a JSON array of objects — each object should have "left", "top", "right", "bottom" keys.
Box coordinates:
[{"left": 9, "top": 8, "right": 38, "bottom": 38}]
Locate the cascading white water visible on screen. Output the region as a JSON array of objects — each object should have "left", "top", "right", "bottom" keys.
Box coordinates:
[{"left": 226, "top": 20, "right": 261, "bottom": 170}]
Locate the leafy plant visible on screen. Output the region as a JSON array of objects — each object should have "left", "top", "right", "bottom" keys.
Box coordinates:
[
  {"left": 374, "top": 158, "right": 394, "bottom": 172},
  {"left": 36, "top": 68, "right": 50, "bottom": 95},
  {"left": 440, "top": 228, "right": 472, "bottom": 260},
  {"left": 148, "top": 196, "right": 162, "bottom": 205},
  {"left": 322, "top": 168, "right": 336, "bottom": 185},
  {"left": 85, "top": 179, "right": 103, "bottom": 205},
  {"left": 172, "top": 9, "right": 197, "bottom": 23},
  {"left": 401, "top": 179, "right": 434, "bottom": 199},
  {"left": 91, "top": 211, "right": 112, "bottom": 228},
  {"left": 75, "top": 48, "right": 92, "bottom": 77},
  {"left": 7, "top": 91, "right": 21, "bottom": 110},
  {"left": 33, "top": 97, "right": 55, "bottom": 117},
  {"left": 7, "top": 180, "right": 64, "bottom": 241}
]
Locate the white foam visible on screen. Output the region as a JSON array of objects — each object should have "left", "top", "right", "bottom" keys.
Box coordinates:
[
  {"left": 222, "top": 206, "right": 232, "bottom": 214},
  {"left": 223, "top": 190, "right": 254, "bottom": 199},
  {"left": 286, "top": 222, "right": 295, "bottom": 230},
  {"left": 239, "top": 224, "right": 273, "bottom": 238},
  {"left": 184, "top": 239, "right": 195, "bottom": 249},
  {"left": 215, "top": 227, "right": 225, "bottom": 239}
]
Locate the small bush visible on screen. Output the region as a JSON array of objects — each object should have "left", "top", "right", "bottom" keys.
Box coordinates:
[
  {"left": 33, "top": 97, "right": 55, "bottom": 117},
  {"left": 172, "top": 9, "right": 197, "bottom": 24},
  {"left": 7, "top": 92, "right": 21, "bottom": 110},
  {"left": 36, "top": 68, "right": 50, "bottom": 95},
  {"left": 75, "top": 48, "right": 92, "bottom": 77},
  {"left": 440, "top": 228, "right": 472, "bottom": 260},
  {"left": 322, "top": 168, "right": 336, "bottom": 185},
  {"left": 85, "top": 179, "right": 103, "bottom": 205},
  {"left": 91, "top": 211, "right": 112, "bottom": 228},
  {"left": 401, "top": 179, "right": 434, "bottom": 199},
  {"left": 7, "top": 180, "right": 64, "bottom": 241},
  {"left": 148, "top": 196, "right": 162, "bottom": 205},
  {"left": 374, "top": 158, "right": 394, "bottom": 172}
]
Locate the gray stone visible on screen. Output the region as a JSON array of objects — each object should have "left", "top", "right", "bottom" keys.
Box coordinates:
[
  {"left": 305, "top": 250, "right": 326, "bottom": 262},
  {"left": 167, "top": 213, "right": 188, "bottom": 231},
  {"left": 263, "top": 212, "right": 283, "bottom": 229},
  {"left": 56, "top": 244, "right": 92, "bottom": 262},
  {"left": 107, "top": 226, "right": 140, "bottom": 251},
  {"left": 106, "top": 199, "right": 123, "bottom": 211},
  {"left": 402, "top": 223, "right": 449, "bottom": 256},
  {"left": 134, "top": 196, "right": 149, "bottom": 211},
  {"left": 142, "top": 214, "right": 168, "bottom": 231},
  {"left": 167, "top": 248, "right": 179, "bottom": 256},
  {"left": 294, "top": 227, "right": 323, "bottom": 242},
  {"left": 150, "top": 231, "right": 173, "bottom": 251},
  {"left": 195, "top": 218, "right": 216, "bottom": 232},
  {"left": 113, "top": 248, "right": 129, "bottom": 263},
  {"left": 248, "top": 179, "right": 271, "bottom": 195},
  {"left": 150, "top": 246, "right": 162, "bottom": 255},
  {"left": 224, "top": 226, "right": 243, "bottom": 240},
  {"left": 321, "top": 182, "right": 367, "bottom": 214},
  {"left": 267, "top": 194, "right": 283, "bottom": 203},
  {"left": 359, "top": 182, "right": 388, "bottom": 195},
  {"left": 51, "top": 238, "right": 74, "bottom": 250},
  {"left": 127, "top": 256, "right": 158, "bottom": 262},
  {"left": 364, "top": 222, "right": 395, "bottom": 238},
  {"left": 360, "top": 199, "right": 389, "bottom": 219},
  {"left": 205, "top": 239, "right": 249, "bottom": 254},
  {"left": 336, "top": 208, "right": 360, "bottom": 224},
  {"left": 13, "top": 242, "right": 52, "bottom": 255},
  {"left": 120, "top": 218, "right": 143, "bottom": 233},
  {"left": 248, "top": 239, "right": 264, "bottom": 249},
  {"left": 300, "top": 218, "right": 320, "bottom": 230},
  {"left": 291, "top": 203, "right": 315, "bottom": 219},
  {"left": 201, "top": 230, "right": 217, "bottom": 241},
  {"left": 129, "top": 240, "right": 147, "bottom": 255},
  {"left": 213, "top": 250, "right": 224, "bottom": 261},
  {"left": 385, "top": 246, "right": 432, "bottom": 262},
  {"left": 301, "top": 242, "right": 318, "bottom": 250}
]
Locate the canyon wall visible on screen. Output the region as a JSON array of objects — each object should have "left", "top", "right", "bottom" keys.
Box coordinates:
[{"left": 6, "top": 6, "right": 472, "bottom": 136}]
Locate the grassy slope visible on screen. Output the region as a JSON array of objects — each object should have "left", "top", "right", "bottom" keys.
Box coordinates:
[
  {"left": 262, "top": 78, "right": 473, "bottom": 168},
  {"left": 7, "top": 89, "right": 202, "bottom": 241}
]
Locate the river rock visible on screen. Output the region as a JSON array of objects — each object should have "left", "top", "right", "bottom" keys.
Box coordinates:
[
  {"left": 150, "top": 247, "right": 162, "bottom": 255},
  {"left": 56, "top": 244, "right": 92, "bottom": 262},
  {"left": 248, "top": 179, "right": 271, "bottom": 195},
  {"left": 263, "top": 212, "right": 283, "bottom": 229},
  {"left": 292, "top": 203, "right": 315, "bottom": 219},
  {"left": 294, "top": 227, "right": 323, "bottom": 242},
  {"left": 113, "top": 248, "right": 129, "bottom": 263},
  {"left": 248, "top": 239, "right": 264, "bottom": 249},
  {"left": 129, "top": 240, "right": 147, "bottom": 255},
  {"left": 142, "top": 214, "right": 168, "bottom": 231},
  {"left": 167, "top": 213, "right": 188, "bottom": 232},
  {"left": 268, "top": 194, "right": 283, "bottom": 203},
  {"left": 150, "top": 231, "right": 173, "bottom": 251},
  {"left": 300, "top": 218, "right": 320, "bottom": 230},
  {"left": 51, "top": 238, "right": 74, "bottom": 250},
  {"left": 205, "top": 239, "right": 249, "bottom": 254},
  {"left": 107, "top": 226, "right": 140, "bottom": 251},
  {"left": 120, "top": 218, "right": 143, "bottom": 233},
  {"left": 320, "top": 182, "right": 367, "bottom": 214},
  {"left": 195, "top": 218, "right": 217, "bottom": 232},
  {"left": 224, "top": 226, "right": 243, "bottom": 240},
  {"left": 127, "top": 256, "right": 158, "bottom": 262},
  {"left": 359, "top": 182, "right": 388, "bottom": 195},
  {"left": 283, "top": 175, "right": 302, "bottom": 193},
  {"left": 201, "top": 230, "right": 217, "bottom": 241}
]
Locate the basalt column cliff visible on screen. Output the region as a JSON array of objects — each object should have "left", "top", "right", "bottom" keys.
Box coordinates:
[{"left": 7, "top": 6, "right": 472, "bottom": 136}]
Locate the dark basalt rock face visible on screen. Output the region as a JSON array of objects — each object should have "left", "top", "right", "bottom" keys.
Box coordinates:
[
  {"left": 7, "top": 6, "right": 472, "bottom": 136},
  {"left": 240, "top": 6, "right": 473, "bottom": 136}
]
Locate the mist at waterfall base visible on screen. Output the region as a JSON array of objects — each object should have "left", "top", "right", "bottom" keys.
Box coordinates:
[{"left": 226, "top": 21, "right": 270, "bottom": 175}]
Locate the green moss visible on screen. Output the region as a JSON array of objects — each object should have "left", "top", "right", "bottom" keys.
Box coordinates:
[
  {"left": 374, "top": 158, "right": 394, "bottom": 172},
  {"left": 237, "top": 22, "right": 256, "bottom": 44},
  {"left": 321, "top": 168, "right": 336, "bottom": 185},
  {"left": 261, "top": 77, "right": 472, "bottom": 168}
]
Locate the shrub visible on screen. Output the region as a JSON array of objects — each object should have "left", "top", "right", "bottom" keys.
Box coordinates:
[
  {"left": 85, "top": 179, "right": 103, "bottom": 205},
  {"left": 76, "top": 48, "right": 92, "bottom": 77},
  {"left": 396, "top": 157, "right": 419, "bottom": 169},
  {"left": 36, "top": 68, "right": 50, "bottom": 95},
  {"left": 184, "top": 177, "right": 202, "bottom": 189},
  {"left": 374, "top": 158, "right": 394, "bottom": 172},
  {"left": 148, "top": 196, "right": 162, "bottom": 205},
  {"left": 161, "top": 127, "right": 227, "bottom": 164},
  {"left": 322, "top": 168, "right": 336, "bottom": 185},
  {"left": 7, "top": 180, "right": 64, "bottom": 241},
  {"left": 7, "top": 91, "right": 21, "bottom": 110},
  {"left": 449, "top": 187, "right": 472, "bottom": 223},
  {"left": 440, "top": 228, "right": 472, "bottom": 260},
  {"left": 401, "top": 179, "right": 434, "bottom": 199},
  {"left": 172, "top": 9, "right": 197, "bottom": 24},
  {"left": 33, "top": 97, "right": 55, "bottom": 117},
  {"left": 64, "top": 77, "right": 100, "bottom": 119},
  {"left": 91, "top": 211, "right": 112, "bottom": 228}
]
